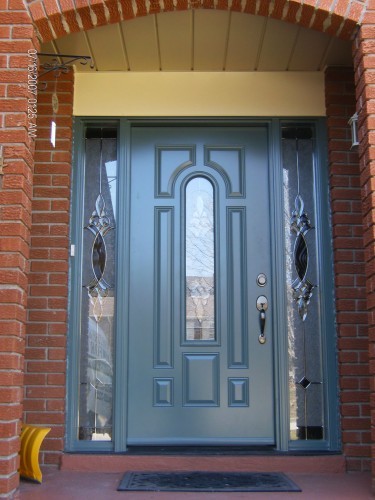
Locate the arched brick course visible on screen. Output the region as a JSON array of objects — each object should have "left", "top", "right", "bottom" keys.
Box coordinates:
[{"left": 26, "top": 0, "right": 365, "bottom": 43}]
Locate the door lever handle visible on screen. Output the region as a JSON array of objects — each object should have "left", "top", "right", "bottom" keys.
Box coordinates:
[
  {"left": 256, "top": 295, "right": 268, "bottom": 345},
  {"left": 259, "top": 308, "right": 266, "bottom": 344}
]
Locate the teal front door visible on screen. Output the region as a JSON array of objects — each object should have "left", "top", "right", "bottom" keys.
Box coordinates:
[{"left": 127, "top": 125, "right": 274, "bottom": 445}]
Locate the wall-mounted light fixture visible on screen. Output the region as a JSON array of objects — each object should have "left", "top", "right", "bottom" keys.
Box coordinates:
[{"left": 348, "top": 112, "right": 359, "bottom": 149}]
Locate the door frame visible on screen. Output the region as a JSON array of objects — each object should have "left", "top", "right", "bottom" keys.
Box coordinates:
[{"left": 67, "top": 117, "right": 339, "bottom": 453}]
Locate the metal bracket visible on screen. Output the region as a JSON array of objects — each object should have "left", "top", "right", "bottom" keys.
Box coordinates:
[{"left": 37, "top": 53, "right": 94, "bottom": 90}]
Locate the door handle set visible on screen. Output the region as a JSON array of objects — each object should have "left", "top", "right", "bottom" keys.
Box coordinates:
[{"left": 256, "top": 295, "right": 268, "bottom": 344}]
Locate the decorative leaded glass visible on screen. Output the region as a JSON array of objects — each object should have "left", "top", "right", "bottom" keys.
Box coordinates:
[
  {"left": 282, "top": 126, "right": 324, "bottom": 442},
  {"left": 78, "top": 127, "right": 117, "bottom": 441}
]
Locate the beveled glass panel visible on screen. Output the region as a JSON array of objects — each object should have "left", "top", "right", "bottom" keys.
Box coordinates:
[
  {"left": 185, "top": 177, "right": 215, "bottom": 341},
  {"left": 79, "top": 128, "right": 117, "bottom": 442}
]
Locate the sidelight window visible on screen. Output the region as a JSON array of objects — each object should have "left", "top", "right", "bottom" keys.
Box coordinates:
[
  {"left": 78, "top": 126, "right": 117, "bottom": 442},
  {"left": 282, "top": 126, "right": 324, "bottom": 442}
]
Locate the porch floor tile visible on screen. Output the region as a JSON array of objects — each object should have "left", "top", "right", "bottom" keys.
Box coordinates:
[{"left": 19, "top": 470, "right": 372, "bottom": 499}]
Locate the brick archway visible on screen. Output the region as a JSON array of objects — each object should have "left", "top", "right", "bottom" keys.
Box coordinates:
[
  {"left": 3, "top": 0, "right": 375, "bottom": 497},
  {"left": 27, "top": 0, "right": 363, "bottom": 43}
]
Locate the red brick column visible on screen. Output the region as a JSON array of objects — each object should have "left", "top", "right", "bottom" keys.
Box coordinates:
[
  {"left": 0, "top": 5, "right": 38, "bottom": 500},
  {"left": 353, "top": 13, "right": 375, "bottom": 489},
  {"left": 24, "top": 69, "right": 73, "bottom": 467},
  {"left": 325, "top": 67, "right": 371, "bottom": 471},
  {"left": 0, "top": 2, "right": 37, "bottom": 498}
]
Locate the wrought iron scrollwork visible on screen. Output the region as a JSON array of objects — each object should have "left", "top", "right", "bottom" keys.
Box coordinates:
[{"left": 37, "top": 52, "right": 94, "bottom": 90}]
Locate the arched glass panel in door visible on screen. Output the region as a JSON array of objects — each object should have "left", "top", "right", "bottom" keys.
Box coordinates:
[{"left": 185, "top": 177, "right": 215, "bottom": 342}]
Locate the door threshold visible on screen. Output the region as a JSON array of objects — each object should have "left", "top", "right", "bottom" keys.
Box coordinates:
[
  {"left": 64, "top": 446, "right": 341, "bottom": 456},
  {"left": 126, "top": 445, "right": 277, "bottom": 455}
]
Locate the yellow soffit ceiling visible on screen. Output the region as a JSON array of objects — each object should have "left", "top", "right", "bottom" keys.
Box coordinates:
[{"left": 41, "top": 10, "right": 352, "bottom": 73}]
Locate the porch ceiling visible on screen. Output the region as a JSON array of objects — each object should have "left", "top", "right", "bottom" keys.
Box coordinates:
[{"left": 41, "top": 10, "right": 352, "bottom": 72}]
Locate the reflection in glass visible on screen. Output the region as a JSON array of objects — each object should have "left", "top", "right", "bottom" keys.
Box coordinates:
[
  {"left": 185, "top": 177, "right": 215, "bottom": 341},
  {"left": 282, "top": 127, "right": 324, "bottom": 442},
  {"left": 79, "top": 128, "right": 117, "bottom": 442}
]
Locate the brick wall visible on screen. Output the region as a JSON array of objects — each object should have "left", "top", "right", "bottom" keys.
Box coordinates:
[
  {"left": 353, "top": 14, "right": 375, "bottom": 490},
  {"left": 325, "top": 67, "right": 371, "bottom": 472},
  {"left": 0, "top": 1, "right": 36, "bottom": 497},
  {"left": 24, "top": 68, "right": 73, "bottom": 467}
]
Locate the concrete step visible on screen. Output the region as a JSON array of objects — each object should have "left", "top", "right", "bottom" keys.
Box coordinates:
[{"left": 61, "top": 453, "right": 346, "bottom": 474}]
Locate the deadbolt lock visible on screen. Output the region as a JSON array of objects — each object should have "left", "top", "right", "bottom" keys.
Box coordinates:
[{"left": 256, "top": 273, "right": 267, "bottom": 287}]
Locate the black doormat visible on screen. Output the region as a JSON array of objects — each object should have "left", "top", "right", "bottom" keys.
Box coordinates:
[{"left": 118, "top": 471, "right": 301, "bottom": 492}]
